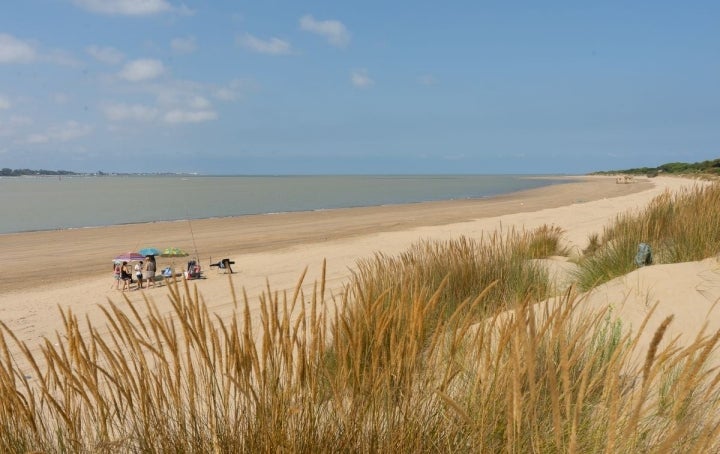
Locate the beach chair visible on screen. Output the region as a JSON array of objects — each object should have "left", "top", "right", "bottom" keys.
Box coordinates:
[
  {"left": 210, "top": 258, "right": 235, "bottom": 274},
  {"left": 185, "top": 260, "right": 203, "bottom": 279},
  {"left": 162, "top": 267, "right": 174, "bottom": 278}
]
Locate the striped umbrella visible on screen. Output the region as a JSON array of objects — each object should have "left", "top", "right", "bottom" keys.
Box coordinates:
[{"left": 114, "top": 251, "right": 145, "bottom": 262}]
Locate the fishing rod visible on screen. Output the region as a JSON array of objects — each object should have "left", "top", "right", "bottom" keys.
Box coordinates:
[{"left": 185, "top": 204, "right": 200, "bottom": 261}]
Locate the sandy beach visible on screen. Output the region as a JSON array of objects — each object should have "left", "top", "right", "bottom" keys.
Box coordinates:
[{"left": 1, "top": 175, "right": 718, "bottom": 361}]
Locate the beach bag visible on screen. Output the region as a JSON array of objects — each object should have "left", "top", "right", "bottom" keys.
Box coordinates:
[{"left": 634, "top": 243, "right": 652, "bottom": 267}]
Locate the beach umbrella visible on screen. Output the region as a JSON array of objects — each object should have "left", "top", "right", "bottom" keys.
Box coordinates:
[
  {"left": 114, "top": 251, "right": 145, "bottom": 262},
  {"left": 161, "top": 247, "right": 189, "bottom": 257},
  {"left": 139, "top": 247, "right": 161, "bottom": 257}
]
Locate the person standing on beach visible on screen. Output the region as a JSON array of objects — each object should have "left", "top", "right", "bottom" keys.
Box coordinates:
[
  {"left": 113, "top": 261, "right": 121, "bottom": 289},
  {"left": 135, "top": 261, "right": 144, "bottom": 290},
  {"left": 145, "top": 257, "right": 156, "bottom": 288},
  {"left": 121, "top": 262, "right": 131, "bottom": 291}
]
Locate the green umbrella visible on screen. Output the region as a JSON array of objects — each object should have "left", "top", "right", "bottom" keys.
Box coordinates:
[{"left": 161, "top": 247, "right": 189, "bottom": 257}]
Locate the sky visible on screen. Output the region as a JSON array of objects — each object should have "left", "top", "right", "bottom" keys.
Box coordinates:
[{"left": 0, "top": 0, "right": 718, "bottom": 175}]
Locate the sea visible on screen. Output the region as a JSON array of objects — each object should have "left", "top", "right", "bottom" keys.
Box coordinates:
[{"left": 0, "top": 174, "right": 574, "bottom": 235}]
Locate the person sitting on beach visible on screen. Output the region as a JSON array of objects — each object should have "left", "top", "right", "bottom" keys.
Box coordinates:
[
  {"left": 135, "top": 261, "right": 144, "bottom": 290},
  {"left": 210, "top": 258, "right": 235, "bottom": 274}
]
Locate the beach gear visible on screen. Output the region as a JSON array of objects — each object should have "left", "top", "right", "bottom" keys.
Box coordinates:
[
  {"left": 634, "top": 243, "right": 653, "bottom": 267},
  {"left": 185, "top": 260, "right": 202, "bottom": 279}
]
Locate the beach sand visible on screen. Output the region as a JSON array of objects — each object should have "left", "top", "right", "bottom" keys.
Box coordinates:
[{"left": 2, "top": 175, "right": 718, "bottom": 363}]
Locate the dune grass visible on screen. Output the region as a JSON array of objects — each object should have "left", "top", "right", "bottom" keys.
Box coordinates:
[
  {"left": 347, "top": 226, "right": 564, "bottom": 323},
  {"left": 574, "top": 182, "right": 720, "bottom": 290},
  {"left": 1, "top": 194, "right": 720, "bottom": 451}
]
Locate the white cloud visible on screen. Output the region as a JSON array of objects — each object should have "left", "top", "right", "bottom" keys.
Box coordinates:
[
  {"left": 100, "top": 82, "right": 219, "bottom": 125},
  {"left": 24, "top": 133, "right": 49, "bottom": 144},
  {"left": 351, "top": 69, "right": 373, "bottom": 88},
  {"left": 188, "top": 95, "right": 210, "bottom": 109},
  {"left": 163, "top": 109, "right": 217, "bottom": 124},
  {"left": 299, "top": 15, "right": 350, "bottom": 48},
  {"left": 0, "top": 115, "right": 32, "bottom": 137},
  {"left": 150, "top": 80, "right": 200, "bottom": 104},
  {"left": 214, "top": 88, "right": 238, "bottom": 102},
  {"left": 0, "top": 94, "right": 10, "bottom": 109},
  {"left": 54, "top": 121, "right": 93, "bottom": 141},
  {"left": 238, "top": 34, "right": 291, "bottom": 55},
  {"left": 0, "top": 34, "right": 36, "bottom": 63},
  {"left": 102, "top": 103, "right": 159, "bottom": 122},
  {"left": 0, "top": 34, "right": 79, "bottom": 67},
  {"left": 119, "top": 59, "right": 165, "bottom": 82},
  {"left": 171, "top": 36, "right": 197, "bottom": 54},
  {"left": 73, "top": 0, "right": 174, "bottom": 15},
  {"left": 21, "top": 121, "right": 93, "bottom": 144},
  {"left": 214, "top": 79, "right": 256, "bottom": 102},
  {"left": 87, "top": 45, "right": 125, "bottom": 64},
  {"left": 99, "top": 76, "right": 240, "bottom": 126}
]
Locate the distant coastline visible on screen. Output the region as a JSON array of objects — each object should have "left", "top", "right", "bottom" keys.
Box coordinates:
[
  {"left": 0, "top": 168, "right": 199, "bottom": 177},
  {"left": 588, "top": 158, "right": 720, "bottom": 177},
  {"left": 3, "top": 157, "right": 718, "bottom": 178}
]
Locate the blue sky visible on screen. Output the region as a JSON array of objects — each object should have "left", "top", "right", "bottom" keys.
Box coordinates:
[{"left": 0, "top": 1, "right": 718, "bottom": 174}]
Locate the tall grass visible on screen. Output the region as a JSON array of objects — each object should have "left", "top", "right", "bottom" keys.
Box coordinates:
[
  {"left": 575, "top": 182, "right": 720, "bottom": 290},
  {"left": 349, "top": 225, "right": 566, "bottom": 320},
  {"left": 0, "top": 222, "right": 719, "bottom": 452},
  {"left": 326, "top": 227, "right": 564, "bottom": 395}
]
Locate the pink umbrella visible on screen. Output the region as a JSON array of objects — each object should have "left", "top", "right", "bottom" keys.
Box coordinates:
[{"left": 114, "top": 251, "right": 145, "bottom": 262}]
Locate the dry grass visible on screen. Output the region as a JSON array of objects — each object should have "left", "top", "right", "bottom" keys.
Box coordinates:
[
  {"left": 1, "top": 220, "right": 720, "bottom": 452},
  {"left": 575, "top": 182, "right": 720, "bottom": 290}
]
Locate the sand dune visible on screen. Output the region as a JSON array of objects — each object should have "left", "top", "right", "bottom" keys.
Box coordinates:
[{"left": 580, "top": 257, "right": 720, "bottom": 365}]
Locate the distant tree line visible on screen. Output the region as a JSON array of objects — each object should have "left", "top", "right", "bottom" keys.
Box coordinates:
[
  {"left": 0, "top": 168, "right": 109, "bottom": 176},
  {"left": 0, "top": 168, "right": 82, "bottom": 176},
  {"left": 591, "top": 158, "right": 720, "bottom": 177}
]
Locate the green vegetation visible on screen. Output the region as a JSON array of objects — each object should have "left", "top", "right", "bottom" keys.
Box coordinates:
[
  {"left": 0, "top": 168, "right": 188, "bottom": 176},
  {"left": 1, "top": 183, "right": 720, "bottom": 452},
  {"left": 590, "top": 158, "right": 720, "bottom": 177},
  {"left": 574, "top": 182, "right": 720, "bottom": 290},
  {"left": 0, "top": 167, "right": 80, "bottom": 176}
]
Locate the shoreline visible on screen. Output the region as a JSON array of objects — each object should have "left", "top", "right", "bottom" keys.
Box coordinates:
[
  {"left": 1, "top": 175, "right": 648, "bottom": 295},
  {"left": 0, "top": 174, "right": 708, "bottom": 355},
  {"left": 0, "top": 174, "right": 580, "bottom": 236}
]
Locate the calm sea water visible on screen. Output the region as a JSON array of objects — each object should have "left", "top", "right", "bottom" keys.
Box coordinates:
[{"left": 0, "top": 175, "right": 571, "bottom": 234}]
